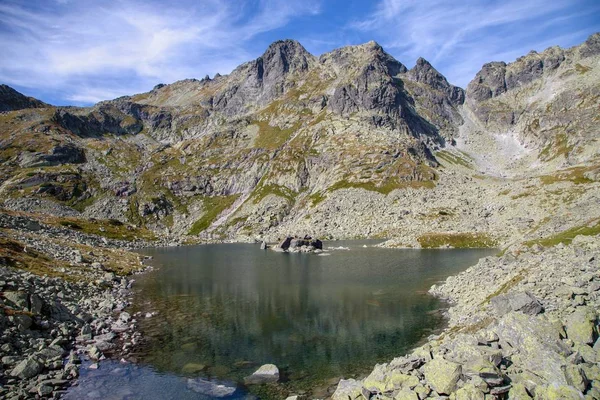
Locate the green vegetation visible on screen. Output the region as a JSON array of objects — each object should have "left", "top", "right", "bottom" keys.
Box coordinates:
[
  {"left": 523, "top": 219, "right": 600, "bottom": 248},
  {"left": 188, "top": 195, "right": 239, "bottom": 235},
  {"left": 252, "top": 184, "right": 297, "bottom": 204},
  {"left": 436, "top": 150, "right": 473, "bottom": 168},
  {"left": 417, "top": 232, "right": 497, "bottom": 248},
  {"left": 252, "top": 120, "right": 301, "bottom": 150},
  {"left": 538, "top": 134, "right": 574, "bottom": 161},
  {"left": 309, "top": 191, "right": 327, "bottom": 207},
  {"left": 52, "top": 216, "right": 156, "bottom": 241},
  {"left": 480, "top": 273, "right": 525, "bottom": 305},
  {"left": 575, "top": 63, "right": 592, "bottom": 74},
  {"left": 539, "top": 165, "right": 596, "bottom": 185}
]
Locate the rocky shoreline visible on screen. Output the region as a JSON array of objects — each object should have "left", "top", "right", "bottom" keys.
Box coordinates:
[
  {"left": 331, "top": 236, "right": 600, "bottom": 399},
  {"left": 0, "top": 209, "right": 159, "bottom": 399}
]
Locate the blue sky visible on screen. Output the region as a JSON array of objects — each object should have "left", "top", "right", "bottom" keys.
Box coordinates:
[{"left": 1, "top": 0, "right": 599, "bottom": 106}]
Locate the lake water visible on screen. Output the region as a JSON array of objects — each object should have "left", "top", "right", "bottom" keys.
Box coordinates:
[{"left": 65, "top": 241, "right": 494, "bottom": 399}]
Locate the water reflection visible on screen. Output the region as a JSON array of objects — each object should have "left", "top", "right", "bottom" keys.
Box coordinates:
[{"left": 130, "top": 242, "right": 493, "bottom": 394}]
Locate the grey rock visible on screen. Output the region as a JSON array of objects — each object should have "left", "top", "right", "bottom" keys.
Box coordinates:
[
  {"left": 10, "top": 357, "right": 43, "bottom": 379},
  {"left": 491, "top": 291, "right": 543, "bottom": 316},
  {"left": 244, "top": 363, "right": 279, "bottom": 384}
]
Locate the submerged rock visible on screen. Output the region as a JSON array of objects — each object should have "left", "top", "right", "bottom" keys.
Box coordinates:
[
  {"left": 186, "top": 378, "right": 237, "bottom": 397},
  {"left": 244, "top": 364, "right": 279, "bottom": 384}
]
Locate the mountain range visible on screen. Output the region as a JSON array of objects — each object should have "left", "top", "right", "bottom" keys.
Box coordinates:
[{"left": 1, "top": 33, "right": 599, "bottom": 248}]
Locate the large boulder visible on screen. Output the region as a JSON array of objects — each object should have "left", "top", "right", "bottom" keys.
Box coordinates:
[
  {"left": 495, "top": 312, "right": 570, "bottom": 386},
  {"left": 10, "top": 357, "right": 43, "bottom": 379},
  {"left": 278, "top": 237, "right": 292, "bottom": 251},
  {"left": 3, "top": 291, "right": 29, "bottom": 310},
  {"left": 490, "top": 291, "right": 543, "bottom": 316},
  {"left": 564, "top": 307, "right": 597, "bottom": 345},
  {"left": 244, "top": 364, "right": 279, "bottom": 385},
  {"left": 422, "top": 357, "right": 462, "bottom": 395},
  {"left": 331, "top": 378, "right": 363, "bottom": 400}
]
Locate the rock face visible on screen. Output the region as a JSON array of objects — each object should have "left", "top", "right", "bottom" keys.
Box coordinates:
[{"left": 244, "top": 363, "right": 280, "bottom": 384}]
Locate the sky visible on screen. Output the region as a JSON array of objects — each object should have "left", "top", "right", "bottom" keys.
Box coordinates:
[{"left": 0, "top": 0, "right": 599, "bottom": 106}]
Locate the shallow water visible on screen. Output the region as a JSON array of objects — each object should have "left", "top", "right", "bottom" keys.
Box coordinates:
[{"left": 66, "top": 241, "right": 494, "bottom": 399}]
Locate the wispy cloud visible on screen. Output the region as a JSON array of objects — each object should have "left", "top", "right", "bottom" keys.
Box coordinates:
[
  {"left": 351, "top": 0, "right": 600, "bottom": 87},
  {"left": 0, "top": 0, "right": 320, "bottom": 105}
]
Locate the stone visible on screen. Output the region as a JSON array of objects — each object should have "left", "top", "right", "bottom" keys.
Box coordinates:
[
  {"left": 278, "top": 237, "right": 292, "bottom": 250},
  {"left": 386, "top": 371, "right": 420, "bottom": 391},
  {"left": 3, "top": 291, "right": 29, "bottom": 310},
  {"left": 181, "top": 363, "right": 206, "bottom": 374},
  {"left": 565, "top": 307, "right": 597, "bottom": 345},
  {"left": 562, "top": 365, "right": 588, "bottom": 393},
  {"left": 363, "top": 363, "right": 388, "bottom": 392},
  {"left": 244, "top": 364, "right": 279, "bottom": 384},
  {"left": 452, "top": 384, "right": 485, "bottom": 400},
  {"left": 186, "top": 378, "right": 237, "bottom": 397},
  {"left": 537, "top": 384, "right": 584, "bottom": 400},
  {"left": 37, "top": 384, "right": 54, "bottom": 396},
  {"left": 490, "top": 291, "right": 543, "bottom": 316},
  {"left": 422, "top": 357, "right": 462, "bottom": 395},
  {"left": 260, "top": 241, "right": 268, "bottom": 250},
  {"left": 507, "top": 382, "right": 532, "bottom": 399},
  {"left": 495, "top": 312, "right": 570, "bottom": 385},
  {"left": 88, "top": 346, "right": 102, "bottom": 361},
  {"left": 394, "top": 389, "right": 419, "bottom": 400},
  {"left": 331, "top": 378, "right": 363, "bottom": 400},
  {"left": 10, "top": 357, "right": 43, "bottom": 379}
]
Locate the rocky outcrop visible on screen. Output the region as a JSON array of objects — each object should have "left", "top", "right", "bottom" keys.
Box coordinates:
[
  {"left": 0, "top": 84, "right": 48, "bottom": 112},
  {"left": 274, "top": 236, "right": 323, "bottom": 252},
  {"left": 18, "top": 143, "right": 86, "bottom": 168}
]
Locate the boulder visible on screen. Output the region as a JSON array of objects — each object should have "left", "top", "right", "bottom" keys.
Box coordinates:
[
  {"left": 260, "top": 241, "right": 268, "bottom": 250},
  {"left": 453, "top": 383, "right": 485, "bottom": 400},
  {"left": 394, "top": 389, "right": 419, "bottom": 400},
  {"left": 495, "top": 312, "right": 570, "bottom": 385},
  {"left": 181, "top": 363, "right": 206, "bottom": 374},
  {"left": 244, "top": 364, "right": 279, "bottom": 384},
  {"left": 3, "top": 291, "right": 29, "bottom": 310},
  {"left": 564, "top": 307, "right": 597, "bottom": 345},
  {"left": 278, "top": 237, "right": 292, "bottom": 250},
  {"left": 311, "top": 238, "right": 323, "bottom": 250},
  {"left": 10, "top": 357, "right": 43, "bottom": 379},
  {"left": 422, "top": 357, "right": 462, "bottom": 395},
  {"left": 490, "top": 291, "right": 543, "bottom": 316},
  {"left": 331, "top": 378, "right": 363, "bottom": 400}
]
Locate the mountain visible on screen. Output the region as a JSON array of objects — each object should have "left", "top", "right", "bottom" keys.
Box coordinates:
[
  {"left": 0, "top": 34, "right": 599, "bottom": 248},
  {"left": 0, "top": 84, "right": 49, "bottom": 111}
]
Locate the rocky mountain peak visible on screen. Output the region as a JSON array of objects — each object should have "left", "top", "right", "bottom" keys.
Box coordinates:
[
  {"left": 0, "top": 84, "right": 49, "bottom": 112},
  {"left": 260, "top": 39, "right": 316, "bottom": 76},
  {"left": 407, "top": 58, "right": 465, "bottom": 105}
]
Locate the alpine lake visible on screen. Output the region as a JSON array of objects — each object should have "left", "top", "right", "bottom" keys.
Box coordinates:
[{"left": 65, "top": 241, "right": 495, "bottom": 399}]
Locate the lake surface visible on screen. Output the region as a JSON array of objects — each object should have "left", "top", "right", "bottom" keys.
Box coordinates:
[{"left": 66, "top": 241, "right": 494, "bottom": 399}]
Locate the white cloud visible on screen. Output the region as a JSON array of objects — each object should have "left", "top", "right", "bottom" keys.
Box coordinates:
[
  {"left": 351, "top": 0, "right": 599, "bottom": 87},
  {"left": 0, "top": 0, "right": 321, "bottom": 105}
]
